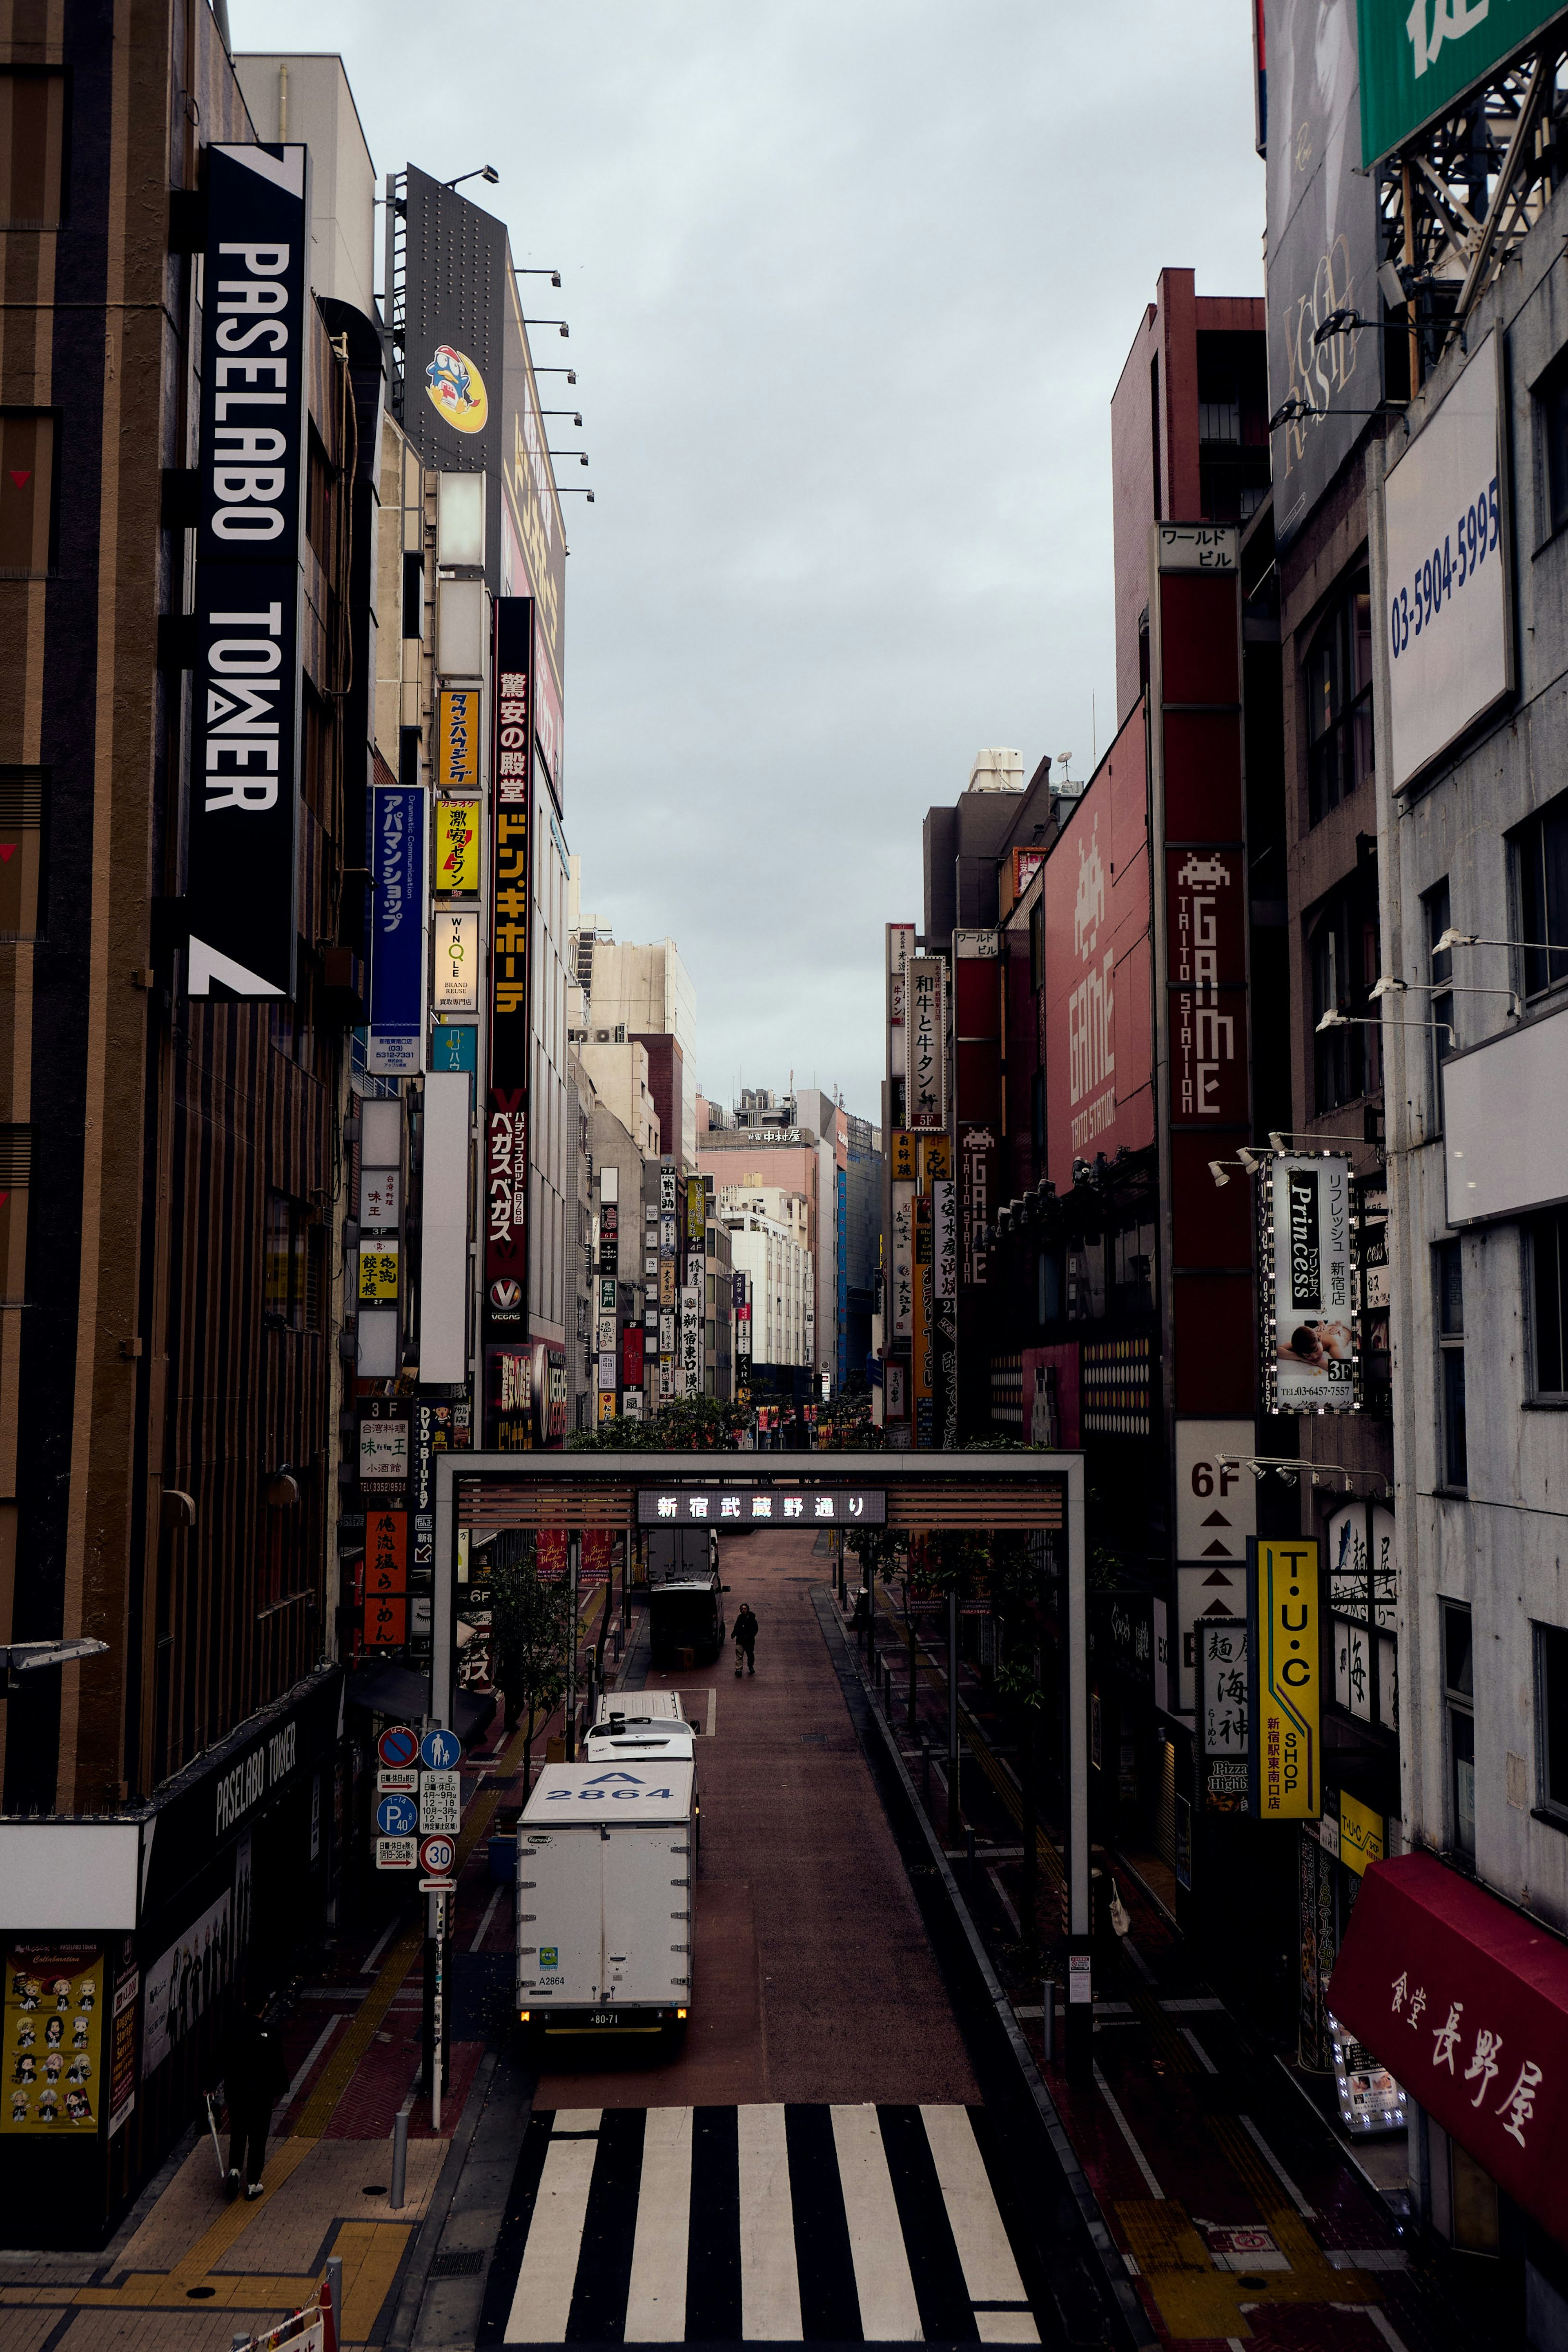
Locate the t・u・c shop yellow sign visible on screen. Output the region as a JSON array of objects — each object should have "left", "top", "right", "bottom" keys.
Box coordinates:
[{"left": 1247, "top": 1537, "right": 1321, "bottom": 1821}]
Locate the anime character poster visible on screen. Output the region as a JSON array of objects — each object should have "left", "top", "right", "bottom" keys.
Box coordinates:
[{"left": 2, "top": 1943, "right": 103, "bottom": 2132}]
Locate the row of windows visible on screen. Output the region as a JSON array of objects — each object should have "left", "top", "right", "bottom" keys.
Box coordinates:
[
  {"left": 1434, "top": 1210, "right": 1568, "bottom": 1496},
  {"left": 1442, "top": 1600, "right": 1568, "bottom": 1862}
]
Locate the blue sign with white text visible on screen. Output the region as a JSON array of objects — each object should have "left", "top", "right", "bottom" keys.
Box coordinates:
[{"left": 366, "top": 784, "right": 425, "bottom": 1076}]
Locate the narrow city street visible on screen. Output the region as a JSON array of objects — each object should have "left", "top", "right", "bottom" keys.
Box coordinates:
[{"left": 0, "top": 1529, "right": 1504, "bottom": 2352}]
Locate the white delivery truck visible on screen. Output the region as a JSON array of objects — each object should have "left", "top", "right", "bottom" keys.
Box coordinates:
[
  {"left": 584, "top": 1698, "right": 702, "bottom": 1858},
  {"left": 516, "top": 1763, "right": 696, "bottom": 2042}
]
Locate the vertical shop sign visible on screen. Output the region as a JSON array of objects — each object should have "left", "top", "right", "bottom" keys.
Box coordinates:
[
  {"left": 932, "top": 1179, "right": 958, "bottom": 1302},
  {"left": 185, "top": 143, "right": 310, "bottom": 1003},
  {"left": 366, "top": 784, "right": 426, "bottom": 1074},
  {"left": 906, "top": 959, "right": 947, "bottom": 1129},
  {"left": 433, "top": 907, "right": 479, "bottom": 1014},
  {"left": 434, "top": 796, "right": 480, "bottom": 895},
  {"left": 1264, "top": 1155, "right": 1355, "bottom": 1411},
  {"left": 108, "top": 1953, "right": 138, "bottom": 2136},
  {"left": 912, "top": 1195, "right": 933, "bottom": 1445},
  {"left": 1247, "top": 1537, "right": 1321, "bottom": 1821},
  {"left": 485, "top": 600, "right": 532, "bottom": 1364},
  {"left": 959, "top": 1126, "right": 994, "bottom": 1287},
  {"left": 436, "top": 688, "right": 480, "bottom": 790}
]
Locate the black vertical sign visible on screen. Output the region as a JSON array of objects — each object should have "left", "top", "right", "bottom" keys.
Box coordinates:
[{"left": 186, "top": 144, "right": 309, "bottom": 1001}]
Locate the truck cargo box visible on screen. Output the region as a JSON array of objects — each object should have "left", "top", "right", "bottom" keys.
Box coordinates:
[{"left": 517, "top": 1763, "right": 695, "bottom": 2036}]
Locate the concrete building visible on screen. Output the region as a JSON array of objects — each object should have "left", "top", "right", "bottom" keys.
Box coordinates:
[
  {"left": 575, "top": 1035, "right": 661, "bottom": 1161},
  {"left": 1353, "top": 184, "right": 1568, "bottom": 2305},
  {"left": 721, "top": 1199, "right": 814, "bottom": 1371},
  {"left": 572, "top": 930, "right": 697, "bottom": 1169}
]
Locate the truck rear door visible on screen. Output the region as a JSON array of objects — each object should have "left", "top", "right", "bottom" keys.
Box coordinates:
[
  {"left": 518, "top": 1831, "right": 603, "bottom": 2007},
  {"left": 602, "top": 1830, "right": 692, "bottom": 2005}
]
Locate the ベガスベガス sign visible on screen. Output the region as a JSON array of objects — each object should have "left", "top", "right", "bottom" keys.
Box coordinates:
[
  {"left": 637, "top": 1489, "right": 886, "bottom": 1525},
  {"left": 187, "top": 143, "right": 310, "bottom": 1002}
]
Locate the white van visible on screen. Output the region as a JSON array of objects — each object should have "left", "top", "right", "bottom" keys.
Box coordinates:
[
  {"left": 517, "top": 1763, "right": 696, "bottom": 2040},
  {"left": 585, "top": 1691, "right": 697, "bottom": 1763}
]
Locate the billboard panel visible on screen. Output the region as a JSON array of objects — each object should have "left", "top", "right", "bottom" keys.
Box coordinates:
[
  {"left": 186, "top": 143, "right": 310, "bottom": 1001},
  {"left": 1264, "top": 1155, "right": 1355, "bottom": 1411},
  {"left": 1357, "top": 0, "right": 1558, "bottom": 167},
  {"left": 1265, "top": 0, "right": 1383, "bottom": 553},
  {"left": 1043, "top": 703, "right": 1155, "bottom": 1195},
  {"left": 396, "top": 166, "right": 566, "bottom": 711},
  {"left": 906, "top": 959, "right": 947, "bottom": 1128},
  {"left": 1384, "top": 331, "right": 1511, "bottom": 791}
]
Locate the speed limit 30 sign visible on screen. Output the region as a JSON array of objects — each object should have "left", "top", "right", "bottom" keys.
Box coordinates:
[{"left": 418, "top": 1834, "right": 457, "bottom": 1878}]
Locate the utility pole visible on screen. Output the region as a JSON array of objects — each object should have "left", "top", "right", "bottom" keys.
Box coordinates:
[
  {"left": 566, "top": 1529, "right": 581, "bottom": 1759},
  {"left": 947, "top": 1587, "right": 959, "bottom": 1841}
]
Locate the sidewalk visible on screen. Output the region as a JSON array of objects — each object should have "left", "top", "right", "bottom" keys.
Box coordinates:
[{"left": 0, "top": 1625, "right": 590, "bottom": 2352}]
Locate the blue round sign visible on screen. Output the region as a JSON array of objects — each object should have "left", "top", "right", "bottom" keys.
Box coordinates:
[
  {"left": 419, "top": 1728, "right": 462, "bottom": 1770},
  {"left": 376, "top": 1795, "right": 417, "bottom": 1837}
]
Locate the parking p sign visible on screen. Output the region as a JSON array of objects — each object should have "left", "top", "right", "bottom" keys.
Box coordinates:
[{"left": 376, "top": 1793, "right": 418, "bottom": 1838}]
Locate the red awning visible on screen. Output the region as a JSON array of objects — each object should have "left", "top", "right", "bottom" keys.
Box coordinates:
[{"left": 1330, "top": 1850, "right": 1568, "bottom": 2238}]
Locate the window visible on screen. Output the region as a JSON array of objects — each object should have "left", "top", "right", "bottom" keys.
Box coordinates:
[
  {"left": 1310, "top": 883, "right": 1379, "bottom": 1113},
  {"left": 1437, "top": 1238, "right": 1467, "bottom": 1488},
  {"left": 0, "top": 71, "right": 66, "bottom": 230},
  {"left": 1544, "top": 353, "right": 1568, "bottom": 538},
  {"left": 1029, "top": 896, "right": 1044, "bottom": 994},
  {"left": 1304, "top": 571, "right": 1373, "bottom": 824},
  {"left": 1513, "top": 791, "right": 1568, "bottom": 998},
  {"left": 306, "top": 431, "right": 334, "bottom": 568},
  {"left": 263, "top": 1193, "right": 321, "bottom": 1331},
  {"left": 1424, "top": 878, "right": 1454, "bottom": 1124},
  {"left": 1528, "top": 1207, "right": 1568, "bottom": 1398},
  {"left": 0, "top": 1127, "right": 31, "bottom": 1302},
  {"left": 0, "top": 768, "right": 45, "bottom": 941},
  {"left": 402, "top": 551, "right": 424, "bottom": 640},
  {"left": 1443, "top": 1599, "right": 1476, "bottom": 1862},
  {"left": 0, "top": 412, "right": 55, "bottom": 575},
  {"left": 1537, "top": 1622, "right": 1568, "bottom": 1819}
]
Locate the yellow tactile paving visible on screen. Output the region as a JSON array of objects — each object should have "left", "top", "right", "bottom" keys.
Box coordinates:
[{"left": 1115, "top": 2194, "right": 1379, "bottom": 2340}]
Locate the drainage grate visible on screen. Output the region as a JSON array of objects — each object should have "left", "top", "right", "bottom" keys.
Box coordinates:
[
  {"left": 430, "top": 2249, "right": 486, "bottom": 2279},
  {"left": 799, "top": 1732, "right": 827, "bottom": 1746}
]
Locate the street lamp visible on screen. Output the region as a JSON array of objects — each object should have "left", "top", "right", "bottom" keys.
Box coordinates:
[
  {"left": 516, "top": 266, "right": 562, "bottom": 287},
  {"left": 442, "top": 165, "right": 499, "bottom": 190},
  {"left": 549, "top": 449, "right": 590, "bottom": 467},
  {"left": 2, "top": 1639, "right": 109, "bottom": 1694},
  {"left": 526, "top": 318, "right": 570, "bottom": 339},
  {"left": 540, "top": 411, "right": 584, "bottom": 427},
  {"left": 557, "top": 488, "right": 595, "bottom": 502},
  {"left": 535, "top": 368, "right": 577, "bottom": 385}
]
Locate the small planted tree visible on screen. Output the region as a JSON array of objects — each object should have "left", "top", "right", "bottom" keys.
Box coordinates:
[{"left": 489, "top": 1536, "right": 572, "bottom": 1792}]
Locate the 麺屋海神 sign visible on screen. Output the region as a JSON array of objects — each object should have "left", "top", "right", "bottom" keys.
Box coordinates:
[{"left": 637, "top": 1489, "right": 886, "bottom": 1526}]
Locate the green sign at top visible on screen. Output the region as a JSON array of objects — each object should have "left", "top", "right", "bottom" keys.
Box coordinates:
[{"left": 1359, "top": 0, "right": 1561, "bottom": 166}]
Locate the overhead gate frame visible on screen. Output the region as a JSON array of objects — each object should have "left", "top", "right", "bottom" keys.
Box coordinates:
[{"left": 433, "top": 1446, "right": 1089, "bottom": 1981}]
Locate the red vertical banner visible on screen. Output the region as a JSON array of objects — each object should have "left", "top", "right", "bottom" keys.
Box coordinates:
[{"left": 1153, "top": 529, "right": 1254, "bottom": 1418}]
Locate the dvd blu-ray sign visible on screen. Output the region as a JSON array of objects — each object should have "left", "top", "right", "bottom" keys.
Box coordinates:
[{"left": 186, "top": 144, "right": 310, "bottom": 1002}]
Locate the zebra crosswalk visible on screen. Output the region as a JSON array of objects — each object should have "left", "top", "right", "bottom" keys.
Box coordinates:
[{"left": 482, "top": 2103, "right": 1043, "bottom": 2346}]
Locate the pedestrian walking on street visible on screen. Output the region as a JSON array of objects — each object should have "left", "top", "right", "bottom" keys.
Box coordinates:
[
  {"left": 733, "top": 1602, "right": 758, "bottom": 1676},
  {"left": 218, "top": 1985, "right": 287, "bottom": 2199}
]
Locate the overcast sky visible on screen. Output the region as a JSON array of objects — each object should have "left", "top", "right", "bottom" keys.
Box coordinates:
[{"left": 235, "top": 0, "right": 1267, "bottom": 1122}]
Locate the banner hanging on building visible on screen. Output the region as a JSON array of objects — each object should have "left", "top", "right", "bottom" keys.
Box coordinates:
[
  {"left": 1264, "top": 1154, "right": 1355, "bottom": 1411},
  {"left": 484, "top": 600, "right": 532, "bottom": 1352},
  {"left": 1247, "top": 1537, "right": 1321, "bottom": 1821},
  {"left": 186, "top": 143, "right": 310, "bottom": 1002},
  {"left": 906, "top": 959, "right": 947, "bottom": 1128},
  {"left": 366, "top": 785, "right": 425, "bottom": 1074}
]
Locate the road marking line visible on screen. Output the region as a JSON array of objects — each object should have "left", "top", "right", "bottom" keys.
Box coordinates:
[
  {"left": 471, "top": 1886, "right": 505, "bottom": 1953},
  {"left": 361, "top": 1915, "right": 401, "bottom": 1973},
  {"left": 504, "top": 2136, "right": 598, "bottom": 2343},
  {"left": 707, "top": 1687, "right": 716, "bottom": 1737},
  {"left": 1160, "top": 1996, "right": 1225, "bottom": 2013},
  {"left": 987, "top": 1867, "right": 1022, "bottom": 1933},
  {"left": 624, "top": 2107, "right": 692, "bottom": 2341},
  {"left": 737, "top": 2103, "right": 801, "bottom": 2341},
  {"left": 1179, "top": 2026, "right": 1218, "bottom": 2076},
  {"left": 1091, "top": 2064, "right": 1164, "bottom": 2199},
  {"left": 1328, "top": 2248, "right": 1409, "bottom": 2270},
  {"left": 831, "top": 2104, "right": 923, "bottom": 2343},
  {"left": 921, "top": 2105, "right": 1036, "bottom": 2339},
  {"left": 1237, "top": 2114, "right": 1316, "bottom": 2218},
  {"left": 1360, "top": 2307, "right": 1412, "bottom": 2352},
  {"left": 278, "top": 2016, "right": 342, "bottom": 2111},
  {"left": 552, "top": 2108, "right": 603, "bottom": 2134}
]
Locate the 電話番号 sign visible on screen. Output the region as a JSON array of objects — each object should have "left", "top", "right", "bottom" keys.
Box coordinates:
[
  {"left": 1330, "top": 1850, "right": 1568, "bottom": 2241},
  {"left": 637, "top": 1489, "right": 886, "bottom": 1525}
]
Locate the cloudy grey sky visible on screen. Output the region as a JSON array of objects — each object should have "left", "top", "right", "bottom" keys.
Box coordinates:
[{"left": 235, "top": 0, "right": 1267, "bottom": 1121}]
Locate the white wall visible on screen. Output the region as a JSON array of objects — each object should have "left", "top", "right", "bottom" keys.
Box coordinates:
[{"left": 233, "top": 54, "right": 376, "bottom": 315}]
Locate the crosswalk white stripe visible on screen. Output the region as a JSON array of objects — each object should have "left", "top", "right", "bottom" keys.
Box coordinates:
[
  {"left": 919, "top": 2104, "right": 1035, "bottom": 2334},
  {"left": 504, "top": 2131, "right": 600, "bottom": 2343},
  {"left": 737, "top": 2103, "right": 801, "bottom": 2341},
  {"left": 624, "top": 2106, "right": 693, "bottom": 2342},
  {"left": 831, "top": 2103, "right": 924, "bottom": 2343}
]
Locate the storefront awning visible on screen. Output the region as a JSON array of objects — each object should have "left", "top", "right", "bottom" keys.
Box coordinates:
[
  {"left": 1329, "top": 1851, "right": 1568, "bottom": 2238},
  {"left": 344, "top": 1662, "right": 494, "bottom": 1750}
]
